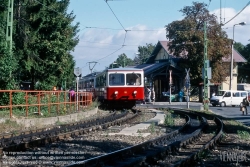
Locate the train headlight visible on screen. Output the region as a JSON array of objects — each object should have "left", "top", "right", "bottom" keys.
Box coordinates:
[
  {"left": 114, "top": 91, "right": 118, "bottom": 95},
  {"left": 133, "top": 91, "right": 137, "bottom": 94}
]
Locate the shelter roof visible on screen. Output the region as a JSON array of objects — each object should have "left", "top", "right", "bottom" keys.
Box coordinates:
[{"left": 134, "top": 62, "right": 167, "bottom": 76}]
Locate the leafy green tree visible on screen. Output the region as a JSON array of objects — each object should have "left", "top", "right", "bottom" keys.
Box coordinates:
[
  {"left": 235, "top": 42, "right": 250, "bottom": 83},
  {"left": 14, "top": 0, "right": 79, "bottom": 90},
  {"left": 165, "top": 2, "right": 231, "bottom": 86},
  {"left": 134, "top": 43, "right": 155, "bottom": 64},
  {"left": 108, "top": 53, "right": 134, "bottom": 68},
  {"left": 116, "top": 53, "right": 134, "bottom": 67}
]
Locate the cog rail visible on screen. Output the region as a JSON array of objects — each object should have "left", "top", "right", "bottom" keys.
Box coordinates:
[
  {"left": 65, "top": 109, "right": 200, "bottom": 167},
  {"left": 0, "top": 110, "right": 138, "bottom": 154}
]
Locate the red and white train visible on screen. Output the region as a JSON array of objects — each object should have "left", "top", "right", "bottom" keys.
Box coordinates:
[{"left": 79, "top": 68, "right": 144, "bottom": 108}]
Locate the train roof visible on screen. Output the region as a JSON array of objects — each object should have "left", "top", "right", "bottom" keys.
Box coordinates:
[
  {"left": 107, "top": 67, "right": 143, "bottom": 72},
  {"left": 82, "top": 72, "right": 101, "bottom": 77}
]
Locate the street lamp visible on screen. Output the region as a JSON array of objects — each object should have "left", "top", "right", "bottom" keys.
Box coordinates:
[{"left": 230, "top": 22, "right": 246, "bottom": 91}]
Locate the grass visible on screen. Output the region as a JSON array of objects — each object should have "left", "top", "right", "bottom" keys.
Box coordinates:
[
  {"left": 237, "top": 130, "right": 250, "bottom": 140},
  {"left": 0, "top": 98, "right": 99, "bottom": 119},
  {"left": 150, "top": 122, "right": 155, "bottom": 133},
  {"left": 164, "top": 112, "right": 175, "bottom": 126}
]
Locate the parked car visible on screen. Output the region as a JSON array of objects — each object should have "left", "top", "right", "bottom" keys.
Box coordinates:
[{"left": 210, "top": 90, "right": 248, "bottom": 107}]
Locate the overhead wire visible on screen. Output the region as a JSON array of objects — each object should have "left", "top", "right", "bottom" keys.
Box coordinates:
[
  {"left": 223, "top": 1, "right": 250, "bottom": 26},
  {"left": 84, "top": 26, "right": 165, "bottom": 31},
  {"left": 105, "top": 0, "right": 126, "bottom": 31},
  {"left": 90, "top": 0, "right": 130, "bottom": 65}
]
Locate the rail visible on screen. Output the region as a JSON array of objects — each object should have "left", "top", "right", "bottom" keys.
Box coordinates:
[{"left": 0, "top": 90, "right": 92, "bottom": 118}]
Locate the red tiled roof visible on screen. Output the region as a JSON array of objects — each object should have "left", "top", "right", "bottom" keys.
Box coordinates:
[
  {"left": 159, "top": 41, "right": 188, "bottom": 57},
  {"left": 222, "top": 49, "right": 247, "bottom": 62}
]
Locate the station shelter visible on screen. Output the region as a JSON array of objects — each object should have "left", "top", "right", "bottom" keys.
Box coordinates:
[
  {"left": 134, "top": 41, "right": 186, "bottom": 102},
  {"left": 134, "top": 41, "right": 247, "bottom": 102}
]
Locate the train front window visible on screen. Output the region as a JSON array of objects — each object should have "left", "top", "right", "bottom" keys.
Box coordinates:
[
  {"left": 126, "top": 73, "right": 141, "bottom": 86},
  {"left": 109, "top": 74, "right": 125, "bottom": 86}
]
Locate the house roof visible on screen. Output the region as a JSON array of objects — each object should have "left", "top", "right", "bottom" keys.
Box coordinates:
[
  {"left": 148, "top": 40, "right": 247, "bottom": 63},
  {"left": 222, "top": 49, "right": 247, "bottom": 62}
]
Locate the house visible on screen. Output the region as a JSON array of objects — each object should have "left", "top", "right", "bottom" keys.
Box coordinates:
[{"left": 135, "top": 40, "right": 247, "bottom": 102}]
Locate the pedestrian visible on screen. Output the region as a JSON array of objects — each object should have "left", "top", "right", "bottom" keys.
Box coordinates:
[
  {"left": 69, "top": 88, "right": 75, "bottom": 102},
  {"left": 147, "top": 86, "right": 151, "bottom": 102},
  {"left": 151, "top": 87, "right": 155, "bottom": 102},
  {"left": 178, "top": 89, "right": 184, "bottom": 102},
  {"left": 241, "top": 96, "right": 249, "bottom": 115},
  {"left": 53, "top": 86, "right": 57, "bottom": 95}
]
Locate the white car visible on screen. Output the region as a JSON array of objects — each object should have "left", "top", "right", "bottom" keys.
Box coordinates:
[{"left": 210, "top": 90, "right": 248, "bottom": 107}]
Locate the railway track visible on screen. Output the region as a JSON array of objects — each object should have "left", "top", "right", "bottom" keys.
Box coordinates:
[
  {"left": 0, "top": 109, "right": 139, "bottom": 154},
  {"left": 65, "top": 108, "right": 223, "bottom": 167},
  {"left": 0, "top": 108, "right": 224, "bottom": 167}
]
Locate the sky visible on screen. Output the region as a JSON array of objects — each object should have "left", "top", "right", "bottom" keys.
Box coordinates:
[{"left": 68, "top": 0, "right": 250, "bottom": 77}]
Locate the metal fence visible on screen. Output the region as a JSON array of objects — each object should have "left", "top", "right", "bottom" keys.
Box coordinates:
[{"left": 0, "top": 90, "right": 92, "bottom": 118}]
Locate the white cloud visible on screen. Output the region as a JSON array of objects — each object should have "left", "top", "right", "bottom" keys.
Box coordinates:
[
  {"left": 72, "top": 24, "right": 166, "bottom": 76},
  {"left": 73, "top": 6, "right": 250, "bottom": 77},
  {"left": 211, "top": 6, "right": 250, "bottom": 44}
]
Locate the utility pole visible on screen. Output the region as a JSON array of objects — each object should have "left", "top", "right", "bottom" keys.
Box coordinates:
[
  {"left": 87, "top": 61, "right": 97, "bottom": 74},
  {"left": 185, "top": 68, "right": 190, "bottom": 109},
  {"left": 169, "top": 70, "right": 172, "bottom": 104},
  {"left": 203, "top": 22, "right": 211, "bottom": 111},
  {"left": 6, "top": 0, "right": 14, "bottom": 52}
]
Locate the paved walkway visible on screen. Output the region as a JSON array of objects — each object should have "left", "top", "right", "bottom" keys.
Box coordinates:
[
  {"left": 108, "top": 109, "right": 165, "bottom": 137},
  {"left": 144, "top": 101, "right": 203, "bottom": 106}
]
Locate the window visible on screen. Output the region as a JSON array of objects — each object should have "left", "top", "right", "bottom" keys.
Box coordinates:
[
  {"left": 96, "top": 74, "right": 106, "bottom": 87},
  {"left": 216, "top": 91, "right": 225, "bottom": 96},
  {"left": 224, "top": 92, "right": 231, "bottom": 97},
  {"left": 109, "top": 73, "right": 125, "bottom": 86},
  {"left": 233, "top": 92, "right": 240, "bottom": 97},
  {"left": 126, "top": 73, "right": 141, "bottom": 86},
  {"left": 241, "top": 92, "right": 247, "bottom": 97}
]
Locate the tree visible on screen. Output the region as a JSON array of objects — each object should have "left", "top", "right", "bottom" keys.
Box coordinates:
[
  {"left": 116, "top": 53, "right": 134, "bottom": 67},
  {"left": 134, "top": 43, "right": 155, "bottom": 65},
  {"left": 13, "top": 0, "right": 79, "bottom": 90},
  {"left": 235, "top": 42, "right": 250, "bottom": 83},
  {"left": 108, "top": 53, "right": 134, "bottom": 68},
  {"left": 165, "top": 2, "right": 231, "bottom": 86}
]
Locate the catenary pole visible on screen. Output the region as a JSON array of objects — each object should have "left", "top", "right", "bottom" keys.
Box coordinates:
[{"left": 203, "top": 22, "right": 209, "bottom": 111}]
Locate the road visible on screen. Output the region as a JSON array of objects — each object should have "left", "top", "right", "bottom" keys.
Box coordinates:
[{"left": 136, "top": 102, "right": 250, "bottom": 126}]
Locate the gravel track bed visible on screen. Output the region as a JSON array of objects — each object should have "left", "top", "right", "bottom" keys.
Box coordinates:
[
  {"left": 160, "top": 119, "right": 218, "bottom": 165},
  {"left": 3, "top": 109, "right": 186, "bottom": 167},
  {"left": 193, "top": 120, "right": 250, "bottom": 167}
]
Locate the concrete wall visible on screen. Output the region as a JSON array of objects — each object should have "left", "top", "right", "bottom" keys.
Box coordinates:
[{"left": 13, "top": 107, "right": 98, "bottom": 128}]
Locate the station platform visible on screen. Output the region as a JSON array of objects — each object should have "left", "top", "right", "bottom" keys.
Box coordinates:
[
  {"left": 108, "top": 109, "right": 165, "bottom": 137},
  {"left": 141, "top": 101, "right": 203, "bottom": 106}
]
